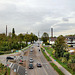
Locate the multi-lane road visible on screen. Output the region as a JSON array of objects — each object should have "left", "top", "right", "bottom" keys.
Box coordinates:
[
  {"left": 27, "top": 44, "right": 58, "bottom": 75},
  {"left": 0, "top": 43, "right": 58, "bottom": 75}
]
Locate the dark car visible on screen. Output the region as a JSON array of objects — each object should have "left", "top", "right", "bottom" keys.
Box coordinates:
[
  {"left": 6, "top": 57, "right": 14, "bottom": 60},
  {"left": 37, "top": 63, "right": 42, "bottom": 67},
  {"left": 38, "top": 45, "right": 39, "bottom": 47},
  {"left": 29, "top": 63, "right": 34, "bottom": 69}
]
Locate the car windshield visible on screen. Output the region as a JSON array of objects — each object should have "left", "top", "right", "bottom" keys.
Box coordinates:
[{"left": 29, "top": 64, "right": 33, "bottom": 67}]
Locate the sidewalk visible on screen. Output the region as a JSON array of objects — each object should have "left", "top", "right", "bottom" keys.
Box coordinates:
[{"left": 41, "top": 46, "right": 72, "bottom": 75}]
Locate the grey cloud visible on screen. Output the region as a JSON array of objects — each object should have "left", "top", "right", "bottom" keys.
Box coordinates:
[
  {"left": 54, "top": 23, "right": 75, "bottom": 32},
  {"left": 0, "top": 0, "right": 75, "bottom": 36},
  {"left": 62, "top": 18, "right": 69, "bottom": 21}
]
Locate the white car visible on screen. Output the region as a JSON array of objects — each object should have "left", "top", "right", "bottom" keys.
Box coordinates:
[{"left": 29, "top": 58, "right": 34, "bottom": 63}]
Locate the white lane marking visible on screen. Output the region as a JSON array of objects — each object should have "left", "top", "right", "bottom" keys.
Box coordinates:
[
  {"left": 11, "top": 64, "right": 14, "bottom": 69},
  {"left": 9, "top": 63, "right": 13, "bottom": 68},
  {"left": 46, "top": 65, "right": 49, "bottom": 69},
  {"left": 17, "top": 66, "right": 20, "bottom": 72}
]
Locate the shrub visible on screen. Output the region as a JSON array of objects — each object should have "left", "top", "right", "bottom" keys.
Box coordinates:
[
  {"left": 52, "top": 50, "right": 55, "bottom": 55},
  {"left": 44, "top": 42, "right": 50, "bottom": 45},
  {"left": 61, "top": 57, "right": 67, "bottom": 63},
  {"left": 64, "top": 52, "right": 70, "bottom": 61}
]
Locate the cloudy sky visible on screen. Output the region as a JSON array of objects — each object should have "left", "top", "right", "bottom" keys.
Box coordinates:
[{"left": 0, "top": 0, "right": 75, "bottom": 37}]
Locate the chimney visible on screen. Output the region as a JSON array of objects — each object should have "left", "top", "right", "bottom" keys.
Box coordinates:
[
  {"left": 51, "top": 28, "right": 53, "bottom": 37},
  {"left": 6, "top": 25, "right": 7, "bottom": 36}
]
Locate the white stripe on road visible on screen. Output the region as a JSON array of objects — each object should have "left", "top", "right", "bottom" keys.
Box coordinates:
[
  {"left": 11, "top": 64, "right": 14, "bottom": 69},
  {"left": 9, "top": 63, "right": 13, "bottom": 68},
  {"left": 17, "top": 66, "right": 20, "bottom": 72}
]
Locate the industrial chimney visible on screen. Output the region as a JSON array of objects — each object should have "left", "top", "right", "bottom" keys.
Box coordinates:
[
  {"left": 51, "top": 28, "right": 53, "bottom": 37},
  {"left": 6, "top": 25, "right": 7, "bottom": 36}
]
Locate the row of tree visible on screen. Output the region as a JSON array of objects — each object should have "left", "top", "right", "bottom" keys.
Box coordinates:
[{"left": 0, "top": 28, "right": 38, "bottom": 52}]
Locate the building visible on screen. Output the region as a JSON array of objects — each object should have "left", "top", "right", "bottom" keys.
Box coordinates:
[
  {"left": 49, "top": 37, "right": 57, "bottom": 44},
  {"left": 65, "top": 36, "right": 75, "bottom": 48}
]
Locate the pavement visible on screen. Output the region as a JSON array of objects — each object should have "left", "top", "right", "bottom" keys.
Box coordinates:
[{"left": 41, "top": 46, "right": 72, "bottom": 75}]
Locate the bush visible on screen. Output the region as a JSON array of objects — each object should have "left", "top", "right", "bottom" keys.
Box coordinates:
[
  {"left": 52, "top": 50, "right": 55, "bottom": 55},
  {"left": 68, "top": 63, "right": 75, "bottom": 72},
  {"left": 64, "top": 52, "right": 70, "bottom": 61},
  {"left": 44, "top": 42, "right": 50, "bottom": 45},
  {"left": 61, "top": 57, "right": 67, "bottom": 63}
]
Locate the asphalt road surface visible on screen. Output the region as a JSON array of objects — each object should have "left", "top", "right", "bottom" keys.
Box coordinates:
[
  {"left": 0, "top": 43, "right": 58, "bottom": 75},
  {"left": 27, "top": 44, "right": 58, "bottom": 75}
]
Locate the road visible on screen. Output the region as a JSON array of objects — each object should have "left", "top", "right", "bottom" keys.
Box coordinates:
[
  {"left": 0, "top": 43, "right": 58, "bottom": 75},
  {"left": 27, "top": 44, "right": 58, "bottom": 75}
]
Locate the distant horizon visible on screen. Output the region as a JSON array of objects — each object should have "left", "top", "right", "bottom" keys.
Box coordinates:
[{"left": 0, "top": 26, "right": 75, "bottom": 37}]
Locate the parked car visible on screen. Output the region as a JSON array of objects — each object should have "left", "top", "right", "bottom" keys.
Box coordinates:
[
  {"left": 29, "top": 58, "right": 34, "bottom": 63},
  {"left": 6, "top": 57, "right": 14, "bottom": 60},
  {"left": 37, "top": 63, "right": 42, "bottom": 67},
  {"left": 29, "top": 63, "right": 34, "bottom": 69}
]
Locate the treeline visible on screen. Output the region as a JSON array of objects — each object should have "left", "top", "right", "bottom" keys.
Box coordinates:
[{"left": 0, "top": 28, "right": 38, "bottom": 52}]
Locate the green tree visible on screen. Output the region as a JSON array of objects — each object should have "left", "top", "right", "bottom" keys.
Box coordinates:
[
  {"left": 24, "top": 34, "right": 31, "bottom": 44},
  {"left": 18, "top": 34, "right": 24, "bottom": 43},
  {"left": 54, "top": 35, "right": 68, "bottom": 58},
  {"left": 12, "top": 28, "right": 15, "bottom": 38},
  {"left": 41, "top": 32, "right": 49, "bottom": 43}
]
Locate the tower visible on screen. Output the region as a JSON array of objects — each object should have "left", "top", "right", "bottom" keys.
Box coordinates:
[
  {"left": 51, "top": 28, "right": 53, "bottom": 37},
  {"left": 6, "top": 25, "right": 7, "bottom": 36}
]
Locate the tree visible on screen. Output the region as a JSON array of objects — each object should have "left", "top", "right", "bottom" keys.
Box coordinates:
[
  {"left": 24, "top": 34, "right": 31, "bottom": 44},
  {"left": 54, "top": 35, "right": 68, "bottom": 58},
  {"left": 41, "top": 32, "right": 49, "bottom": 43},
  {"left": 30, "top": 33, "right": 38, "bottom": 43},
  {"left": 18, "top": 34, "right": 24, "bottom": 43},
  {"left": 12, "top": 28, "right": 15, "bottom": 38}
]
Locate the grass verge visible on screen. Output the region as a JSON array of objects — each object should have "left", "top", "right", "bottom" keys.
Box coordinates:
[
  {"left": 41, "top": 48, "right": 65, "bottom": 75},
  {"left": 43, "top": 46, "right": 75, "bottom": 75},
  {"left": 7, "top": 67, "right": 10, "bottom": 75}
]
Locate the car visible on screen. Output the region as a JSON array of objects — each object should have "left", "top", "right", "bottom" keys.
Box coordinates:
[
  {"left": 37, "top": 63, "right": 42, "bottom": 67},
  {"left": 29, "top": 58, "right": 34, "bottom": 63},
  {"left": 29, "top": 63, "right": 34, "bottom": 69},
  {"left": 38, "top": 45, "right": 39, "bottom": 47},
  {"left": 6, "top": 57, "right": 14, "bottom": 60},
  {"left": 30, "top": 49, "right": 33, "bottom": 52},
  {"left": 39, "top": 49, "right": 40, "bottom": 52}
]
